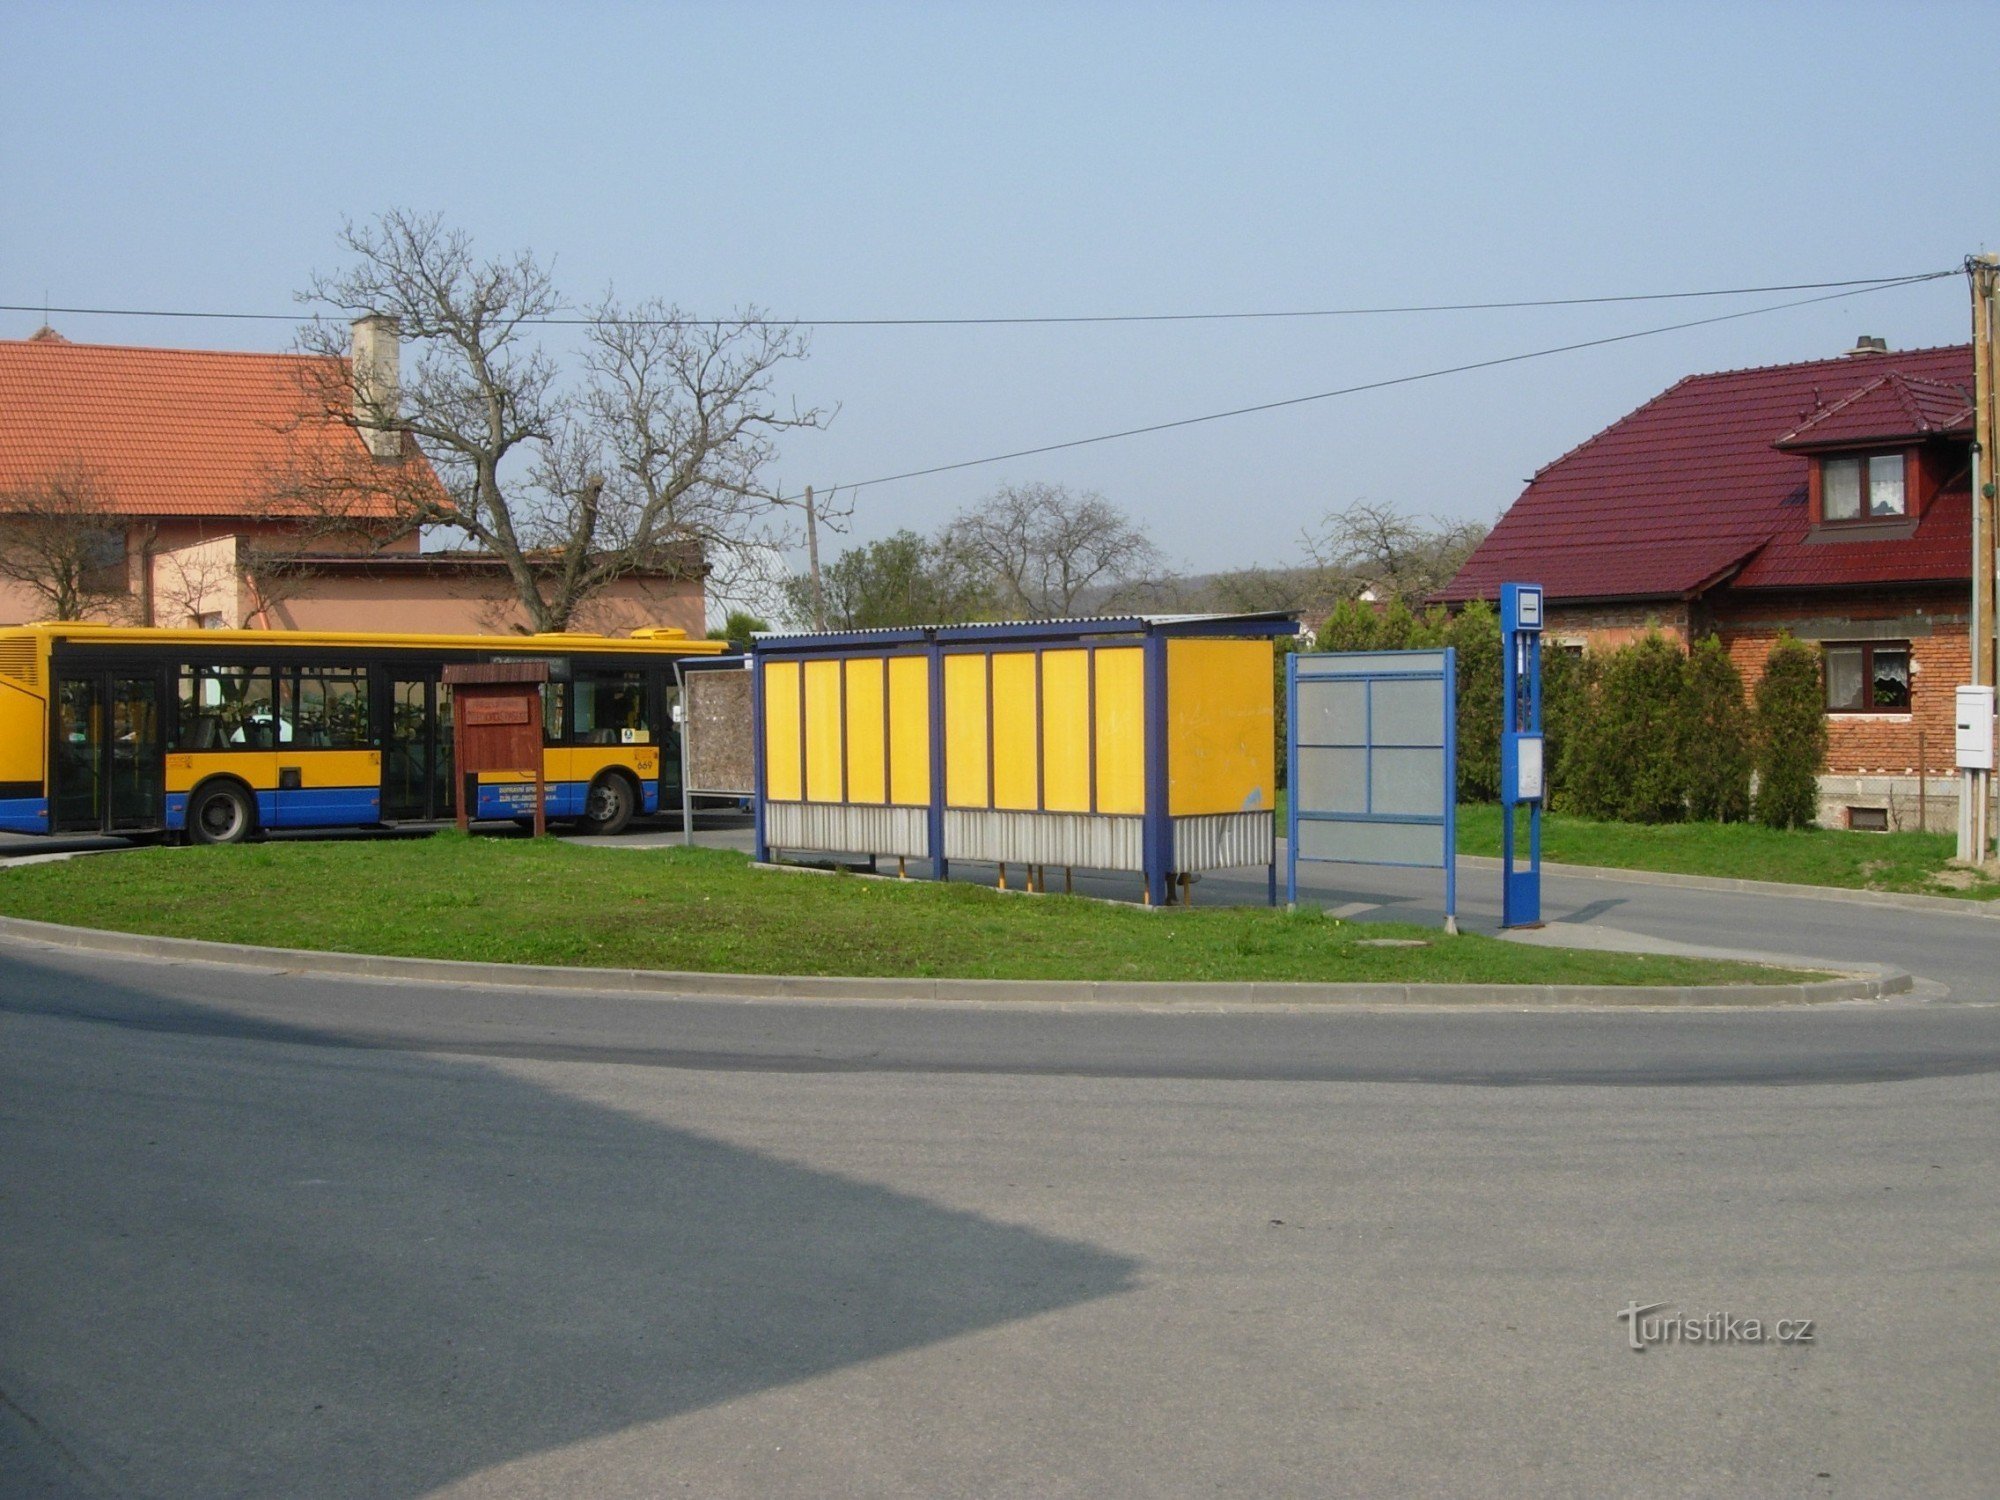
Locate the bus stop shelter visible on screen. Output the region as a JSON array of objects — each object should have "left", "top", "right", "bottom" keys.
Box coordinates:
[{"left": 751, "top": 612, "right": 1298, "bottom": 906}]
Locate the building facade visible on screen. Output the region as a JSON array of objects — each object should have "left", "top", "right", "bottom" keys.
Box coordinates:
[
  {"left": 1442, "top": 338, "right": 1982, "bottom": 832},
  {"left": 0, "top": 325, "right": 706, "bottom": 636}
]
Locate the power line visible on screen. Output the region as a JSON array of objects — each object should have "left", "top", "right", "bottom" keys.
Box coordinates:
[
  {"left": 0, "top": 270, "right": 1956, "bottom": 330},
  {"left": 802, "top": 270, "right": 1957, "bottom": 496}
]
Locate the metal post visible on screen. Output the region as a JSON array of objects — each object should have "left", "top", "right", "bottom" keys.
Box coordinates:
[
  {"left": 1285, "top": 651, "right": 1299, "bottom": 909},
  {"left": 1142, "top": 630, "right": 1173, "bottom": 909},
  {"left": 750, "top": 656, "right": 769, "bottom": 865},
  {"left": 1443, "top": 646, "right": 1458, "bottom": 934},
  {"left": 927, "top": 641, "right": 948, "bottom": 883}
]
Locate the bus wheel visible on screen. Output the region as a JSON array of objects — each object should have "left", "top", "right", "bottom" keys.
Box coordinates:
[
  {"left": 582, "top": 773, "right": 636, "bottom": 837},
  {"left": 188, "top": 782, "right": 255, "bottom": 846}
]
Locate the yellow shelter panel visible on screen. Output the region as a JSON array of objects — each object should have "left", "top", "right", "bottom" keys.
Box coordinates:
[
  {"left": 1092, "top": 647, "right": 1146, "bottom": 815},
  {"left": 989, "top": 652, "right": 1039, "bottom": 811},
  {"left": 803, "top": 658, "right": 845, "bottom": 802},
  {"left": 886, "top": 655, "right": 931, "bottom": 806},
  {"left": 843, "top": 657, "right": 888, "bottom": 804},
  {"left": 1039, "top": 649, "right": 1091, "bottom": 813},
  {"left": 943, "top": 653, "right": 989, "bottom": 808},
  {"left": 762, "top": 660, "right": 802, "bottom": 801},
  {"left": 1167, "top": 638, "right": 1275, "bottom": 816}
]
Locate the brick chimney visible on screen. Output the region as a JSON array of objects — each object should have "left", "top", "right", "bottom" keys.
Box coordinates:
[
  {"left": 1846, "top": 334, "right": 1889, "bottom": 357},
  {"left": 349, "top": 314, "right": 402, "bottom": 460}
]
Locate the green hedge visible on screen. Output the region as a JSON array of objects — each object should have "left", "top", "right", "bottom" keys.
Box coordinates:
[{"left": 1311, "top": 604, "right": 1821, "bottom": 827}]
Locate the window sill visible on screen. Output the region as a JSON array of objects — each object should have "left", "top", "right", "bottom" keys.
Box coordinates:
[{"left": 1826, "top": 712, "right": 1913, "bottom": 721}]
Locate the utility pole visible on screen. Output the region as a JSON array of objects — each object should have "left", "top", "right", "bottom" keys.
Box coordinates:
[
  {"left": 803, "top": 484, "right": 828, "bottom": 631},
  {"left": 1962, "top": 254, "right": 1998, "bottom": 861},
  {"left": 1972, "top": 255, "right": 1998, "bottom": 687}
]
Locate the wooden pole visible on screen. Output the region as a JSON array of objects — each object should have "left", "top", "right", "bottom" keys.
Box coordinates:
[
  {"left": 1918, "top": 729, "right": 1927, "bottom": 832},
  {"left": 1973, "top": 256, "right": 1999, "bottom": 689}
]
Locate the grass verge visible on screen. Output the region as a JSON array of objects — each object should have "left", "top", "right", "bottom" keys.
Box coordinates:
[
  {"left": 1272, "top": 790, "right": 1999, "bottom": 901},
  {"left": 0, "top": 835, "right": 1819, "bottom": 988},
  {"left": 1453, "top": 804, "right": 2000, "bottom": 901}
]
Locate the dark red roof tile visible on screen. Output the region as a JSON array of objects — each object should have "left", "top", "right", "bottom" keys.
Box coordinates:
[{"left": 1440, "top": 345, "right": 1974, "bottom": 604}]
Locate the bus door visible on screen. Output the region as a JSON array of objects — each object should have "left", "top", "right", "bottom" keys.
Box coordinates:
[
  {"left": 53, "top": 669, "right": 165, "bottom": 833},
  {"left": 382, "top": 673, "right": 454, "bottom": 822}
]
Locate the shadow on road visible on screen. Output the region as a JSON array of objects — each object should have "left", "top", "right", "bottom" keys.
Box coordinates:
[{"left": 0, "top": 949, "right": 1140, "bottom": 1497}]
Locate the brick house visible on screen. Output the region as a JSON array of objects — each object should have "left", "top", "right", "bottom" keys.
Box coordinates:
[
  {"left": 0, "top": 325, "right": 707, "bottom": 635},
  {"left": 1440, "top": 338, "right": 1981, "bottom": 832}
]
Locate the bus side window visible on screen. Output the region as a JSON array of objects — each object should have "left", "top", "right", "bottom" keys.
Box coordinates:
[
  {"left": 542, "top": 684, "right": 567, "bottom": 747},
  {"left": 575, "top": 672, "right": 650, "bottom": 745}
]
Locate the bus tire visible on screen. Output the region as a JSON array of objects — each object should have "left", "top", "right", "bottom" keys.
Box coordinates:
[
  {"left": 188, "top": 780, "right": 256, "bottom": 846},
  {"left": 581, "top": 772, "right": 637, "bottom": 837}
]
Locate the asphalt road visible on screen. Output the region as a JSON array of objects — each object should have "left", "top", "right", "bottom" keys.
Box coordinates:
[{"left": 3, "top": 926, "right": 1999, "bottom": 1498}]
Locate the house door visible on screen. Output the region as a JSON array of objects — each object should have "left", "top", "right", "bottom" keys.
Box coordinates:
[
  {"left": 53, "top": 671, "right": 165, "bottom": 833},
  {"left": 382, "top": 675, "right": 454, "bottom": 821}
]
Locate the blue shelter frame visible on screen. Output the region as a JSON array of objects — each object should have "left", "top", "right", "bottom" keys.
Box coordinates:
[{"left": 1286, "top": 648, "right": 1458, "bottom": 928}]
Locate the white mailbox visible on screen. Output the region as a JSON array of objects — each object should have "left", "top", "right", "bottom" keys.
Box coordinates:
[{"left": 1957, "top": 685, "right": 1996, "bottom": 770}]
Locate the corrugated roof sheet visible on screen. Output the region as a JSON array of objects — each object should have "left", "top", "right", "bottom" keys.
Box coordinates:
[
  {"left": 754, "top": 611, "right": 1300, "bottom": 650},
  {"left": 1439, "top": 345, "right": 1974, "bottom": 603},
  {"left": 0, "top": 333, "right": 424, "bottom": 518}
]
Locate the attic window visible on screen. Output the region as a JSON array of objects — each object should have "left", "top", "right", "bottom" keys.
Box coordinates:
[{"left": 1821, "top": 452, "right": 1905, "bottom": 521}]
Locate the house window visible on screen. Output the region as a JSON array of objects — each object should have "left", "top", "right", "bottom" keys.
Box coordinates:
[
  {"left": 1824, "top": 641, "right": 1910, "bottom": 713},
  {"left": 1821, "top": 452, "right": 1905, "bottom": 521}
]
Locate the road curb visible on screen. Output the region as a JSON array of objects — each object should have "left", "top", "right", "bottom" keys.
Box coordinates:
[
  {"left": 1453, "top": 854, "right": 2000, "bottom": 917},
  {"left": 0, "top": 914, "right": 1910, "bottom": 1011}
]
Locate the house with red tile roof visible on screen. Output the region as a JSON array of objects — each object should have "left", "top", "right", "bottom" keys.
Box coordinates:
[
  {"left": 1440, "top": 337, "right": 1978, "bottom": 831},
  {"left": 0, "top": 325, "right": 706, "bottom": 636}
]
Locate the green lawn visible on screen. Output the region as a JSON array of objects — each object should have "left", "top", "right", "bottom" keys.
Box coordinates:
[
  {"left": 0, "top": 835, "right": 1815, "bottom": 988},
  {"left": 1453, "top": 804, "right": 2000, "bottom": 901},
  {"left": 1271, "top": 789, "right": 1998, "bottom": 901}
]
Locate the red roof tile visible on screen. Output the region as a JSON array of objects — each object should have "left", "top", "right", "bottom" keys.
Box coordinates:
[
  {"left": 1773, "top": 370, "right": 1973, "bottom": 449},
  {"left": 0, "top": 333, "right": 425, "bottom": 519},
  {"left": 1439, "top": 345, "right": 1974, "bottom": 604}
]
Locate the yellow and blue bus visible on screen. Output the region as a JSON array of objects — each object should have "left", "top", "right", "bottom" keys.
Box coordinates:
[{"left": 0, "top": 622, "right": 725, "bottom": 842}]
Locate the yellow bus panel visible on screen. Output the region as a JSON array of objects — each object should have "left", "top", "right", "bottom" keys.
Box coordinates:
[
  {"left": 1167, "top": 638, "right": 1274, "bottom": 816},
  {"left": 943, "top": 653, "right": 988, "bottom": 808},
  {"left": 990, "top": 652, "right": 1039, "bottom": 811},
  {"left": 1092, "top": 647, "right": 1145, "bottom": 815},
  {"left": 0, "top": 679, "right": 46, "bottom": 788},
  {"left": 803, "top": 658, "right": 844, "bottom": 802},
  {"left": 1039, "top": 649, "right": 1091, "bottom": 814},
  {"left": 843, "top": 657, "right": 887, "bottom": 804},
  {"left": 887, "top": 655, "right": 930, "bottom": 806},
  {"left": 762, "top": 660, "right": 802, "bottom": 801}
]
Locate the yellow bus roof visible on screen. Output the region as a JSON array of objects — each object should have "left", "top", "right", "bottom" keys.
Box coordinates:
[{"left": 0, "top": 621, "right": 730, "bottom": 656}]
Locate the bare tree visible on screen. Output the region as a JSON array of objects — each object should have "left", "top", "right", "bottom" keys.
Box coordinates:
[
  {"left": 941, "top": 482, "right": 1161, "bottom": 619},
  {"left": 1302, "top": 499, "right": 1489, "bottom": 607},
  {"left": 0, "top": 465, "right": 134, "bottom": 621},
  {"left": 296, "top": 210, "right": 827, "bottom": 632}
]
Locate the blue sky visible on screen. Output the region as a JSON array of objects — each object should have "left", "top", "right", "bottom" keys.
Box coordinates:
[{"left": 4, "top": 2, "right": 1992, "bottom": 574}]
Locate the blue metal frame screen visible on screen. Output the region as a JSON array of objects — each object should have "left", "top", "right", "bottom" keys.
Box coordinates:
[{"left": 1286, "top": 648, "right": 1457, "bottom": 925}]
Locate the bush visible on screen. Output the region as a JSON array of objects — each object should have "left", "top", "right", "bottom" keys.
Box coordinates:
[
  {"left": 1682, "top": 636, "right": 1753, "bottom": 822},
  {"left": 1447, "top": 600, "right": 1502, "bottom": 802},
  {"left": 1541, "top": 645, "right": 1596, "bottom": 812},
  {"left": 1753, "top": 634, "right": 1827, "bottom": 829},
  {"left": 1566, "top": 632, "right": 1690, "bottom": 822}
]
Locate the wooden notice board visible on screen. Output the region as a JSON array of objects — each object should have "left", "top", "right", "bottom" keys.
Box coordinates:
[{"left": 442, "top": 661, "right": 550, "bottom": 836}]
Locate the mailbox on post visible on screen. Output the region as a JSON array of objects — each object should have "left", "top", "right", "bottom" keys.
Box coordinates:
[{"left": 441, "top": 661, "right": 549, "bottom": 836}]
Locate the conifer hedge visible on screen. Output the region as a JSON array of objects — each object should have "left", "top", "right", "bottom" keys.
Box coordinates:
[
  {"left": 1306, "top": 605, "right": 1825, "bottom": 828},
  {"left": 1751, "top": 633, "right": 1828, "bottom": 829}
]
